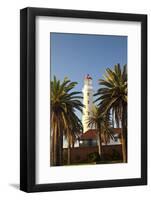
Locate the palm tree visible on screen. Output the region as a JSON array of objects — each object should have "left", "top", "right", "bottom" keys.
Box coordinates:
[
  {"left": 95, "top": 64, "right": 127, "bottom": 162},
  {"left": 51, "top": 76, "right": 83, "bottom": 166},
  {"left": 87, "top": 106, "right": 114, "bottom": 158},
  {"left": 63, "top": 108, "right": 83, "bottom": 165}
]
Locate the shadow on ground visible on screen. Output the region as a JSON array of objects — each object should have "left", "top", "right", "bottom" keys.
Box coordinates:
[{"left": 9, "top": 183, "right": 19, "bottom": 190}]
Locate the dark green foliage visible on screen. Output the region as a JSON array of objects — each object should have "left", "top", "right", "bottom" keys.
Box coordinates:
[{"left": 88, "top": 152, "right": 101, "bottom": 162}]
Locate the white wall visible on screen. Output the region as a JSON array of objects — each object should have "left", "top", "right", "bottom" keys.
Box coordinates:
[{"left": 0, "top": 0, "right": 150, "bottom": 199}]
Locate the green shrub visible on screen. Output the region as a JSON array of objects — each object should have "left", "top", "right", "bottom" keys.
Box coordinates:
[
  {"left": 112, "top": 149, "right": 121, "bottom": 160},
  {"left": 87, "top": 152, "right": 101, "bottom": 162}
]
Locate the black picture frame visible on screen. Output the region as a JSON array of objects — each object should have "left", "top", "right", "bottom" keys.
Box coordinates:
[{"left": 20, "top": 7, "right": 147, "bottom": 192}]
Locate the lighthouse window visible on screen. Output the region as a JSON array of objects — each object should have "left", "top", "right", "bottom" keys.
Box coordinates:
[
  {"left": 88, "top": 100, "right": 89, "bottom": 104},
  {"left": 87, "top": 92, "right": 89, "bottom": 96},
  {"left": 88, "top": 112, "right": 90, "bottom": 115}
]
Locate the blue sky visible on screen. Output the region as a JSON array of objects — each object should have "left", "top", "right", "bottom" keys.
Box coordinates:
[{"left": 50, "top": 33, "right": 127, "bottom": 118}]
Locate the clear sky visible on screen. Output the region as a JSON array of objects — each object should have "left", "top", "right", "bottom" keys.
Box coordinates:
[{"left": 50, "top": 32, "right": 127, "bottom": 119}]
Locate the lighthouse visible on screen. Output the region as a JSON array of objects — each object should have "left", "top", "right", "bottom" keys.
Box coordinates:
[{"left": 82, "top": 74, "right": 94, "bottom": 133}]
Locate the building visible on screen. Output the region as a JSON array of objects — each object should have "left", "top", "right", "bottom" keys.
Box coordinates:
[
  {"left": 63, "top": 75, "right": 122, "bottom": 164},
  {"left": 63, "top": 128, "right": 122, "bottom": 164},
  {"left": 79, "top": 128, "right": 121, "bottom": 147},
  {"left": 81, "top": 74, "right": 121, "bottom": 146},
  {"left": 82, "top": 74, "right": 94, "bottom": 133}
]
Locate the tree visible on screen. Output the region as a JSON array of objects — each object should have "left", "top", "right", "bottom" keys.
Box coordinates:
[
  {"left": 63, "top": 108, "right": 83, "bottom": 165},
  {"left": 51, "top": 76, "right": 83, "bottom": 166},
  {"left": 87, "top": 106, "right": 114, "bottom": 158},
  {"left": 95, "top": 64, "right": 127, "bottom": 162}
]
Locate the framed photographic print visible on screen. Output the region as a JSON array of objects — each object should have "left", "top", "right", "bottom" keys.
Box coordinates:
[{"left": 20, "top": 7, "right": 147, "bottom": 192}]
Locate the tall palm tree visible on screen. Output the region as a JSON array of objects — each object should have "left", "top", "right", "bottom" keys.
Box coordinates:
[
  {"left": 51, "top": 76, "right": 83, "bottom": 166},
  {"left": 95, "top": 64, "right": 127, "bottom": 162},
  {"left": 63, "top": 108, "right": 83, "bottom": 165},
  {"left": 87, "top": 106, "right": 114, "bottom": 158}
]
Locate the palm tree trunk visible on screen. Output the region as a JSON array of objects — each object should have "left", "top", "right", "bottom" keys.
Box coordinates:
[
  {"left": 50, "top": 114, "right": 56, "bottom": 166},
  {"left": 121, "top": 104, "right": 127, "bottom": 163},
  {"left": 53, "top": 123, "right": 57, "bottom": 166},
  {"left": 60, "top": 133, "right": 63, "bottom": 165},
  {"left": 58, "top": 121, "right": 63, "bottom": 166},
  {"left": 55, "top": 133, "right": 60, "bottom": 166},
  {"left": 52, "top": 115, "right": 64, "bottom": 166},
  {"left": 97, "top": 129, "right": 102, "bottom": 158},
  {"left": 67, "top": 133, "right": 71, "bottom": 165},
  {"left": 50, "top": 131, "right": 54, "bottom": 166},
  {"left": 67, "top": 145, "right": 71, "bottom": 165},
  {"left": 53, "top": 122, "right": 61, "bottom": 166},
  {"left": 121, "top": 131, "right": 126, "bottom": 162},
  {"left": 72, "top": 136, "right": 75, "bottom": 148}
]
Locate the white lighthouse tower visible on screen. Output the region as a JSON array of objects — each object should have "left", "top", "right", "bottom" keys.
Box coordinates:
[{"left": 82, "top": 74, "right": 94, "bottom": 133}]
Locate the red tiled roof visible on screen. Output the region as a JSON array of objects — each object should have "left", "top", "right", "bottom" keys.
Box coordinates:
[
  {"left": 80, "top": 128, "right": 121, "bottom": 140},
  {"left": 80, "top": 129, "right": 96, "bottom": 139},
  {"left": 113, "top": 128, "right": 121, "bottom": 134}
]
